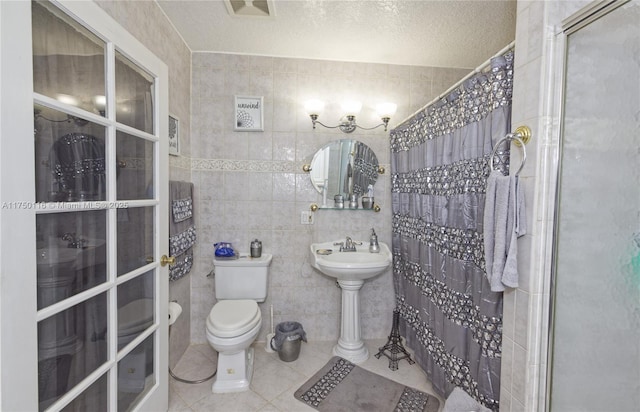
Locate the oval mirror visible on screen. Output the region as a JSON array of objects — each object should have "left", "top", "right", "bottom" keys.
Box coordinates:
[{"left": 309, "top": 139, "right": 379, "bottom": 203}]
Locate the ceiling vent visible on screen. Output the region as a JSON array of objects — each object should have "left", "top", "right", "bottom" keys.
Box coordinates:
[{"left": 224, "top": 0, "right": 275, "bottom": 18}]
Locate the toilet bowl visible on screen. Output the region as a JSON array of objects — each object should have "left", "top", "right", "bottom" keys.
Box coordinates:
[
  {"left": 206, "top": 299, "right": 262, "bottom": 393},
  {"left": 117, "top": 298, "right": 154, "bottom": 393}
]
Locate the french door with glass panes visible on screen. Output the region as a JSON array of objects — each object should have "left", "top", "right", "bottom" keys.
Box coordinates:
[{"left": 0, "top": 1, "right": 169, "bottom": 411}]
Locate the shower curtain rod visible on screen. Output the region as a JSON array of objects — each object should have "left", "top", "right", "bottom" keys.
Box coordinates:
[{"left": 393, "top": 40, "right": 516, "bottom": 129}]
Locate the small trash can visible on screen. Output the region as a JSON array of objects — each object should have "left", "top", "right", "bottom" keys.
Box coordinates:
[{"left": 270, "top": 321, "right": 306, "bottom": 362}]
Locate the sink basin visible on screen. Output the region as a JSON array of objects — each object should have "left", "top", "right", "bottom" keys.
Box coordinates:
[
  {"left": 36, "top": 237, "right": 106, "bottom": 268},
  {"left": 310, "top": 240, "right": 392, "bottom": 280},
  {"left": 36, "top": 248, "right": 78, "bottom": 265},
  {"left": 310, "top": 239, "right": 393, "bottom": 364}
]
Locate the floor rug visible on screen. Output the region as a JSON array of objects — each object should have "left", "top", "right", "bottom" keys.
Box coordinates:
[{"left": 294, "top": 356, "right": 440, "bottom": 412}]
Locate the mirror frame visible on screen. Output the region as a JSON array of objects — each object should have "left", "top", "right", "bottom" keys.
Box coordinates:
[{"left": 303, "top": 139, "right": 384, "bottom": 210}]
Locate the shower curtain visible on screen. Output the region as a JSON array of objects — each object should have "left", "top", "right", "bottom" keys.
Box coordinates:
[{"left": 390, "top": 50, "right": 514, "bottom": 410}]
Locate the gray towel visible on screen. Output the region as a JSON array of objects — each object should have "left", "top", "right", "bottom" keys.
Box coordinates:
[
  {"left": 343, "top": 162, "right": 353, "bottom": 195},
  {"left": 443, "top": 387, "right": 491, "bottom": 412},
  {"left": 483, "top": 170, "right": 526, "bottom": 292},
  {"left": 169, "top": 181, "right": 195, "bottom": 282},
  {"left": 170, "top": 181, "right": 194, "bottom": 236}
]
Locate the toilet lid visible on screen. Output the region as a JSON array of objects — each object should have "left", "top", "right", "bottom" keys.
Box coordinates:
[
  {"left": 118, "top": 298, "right": 154, "bottom": 336},
  {"left": 207, "top": 300, "right": 260, "bottom": 338}
]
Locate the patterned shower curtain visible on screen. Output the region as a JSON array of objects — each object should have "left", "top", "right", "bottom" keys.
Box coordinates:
[{"left": 390, "top": 50, "right": 514, "bottom": 410}]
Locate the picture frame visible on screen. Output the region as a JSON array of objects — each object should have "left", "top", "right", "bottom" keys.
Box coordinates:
[
  {"left": 168, "top": 114, "right": 180, "bottom": 156},
  {"left": 234, "top": 95, "right": 264, "bottom": 131}
]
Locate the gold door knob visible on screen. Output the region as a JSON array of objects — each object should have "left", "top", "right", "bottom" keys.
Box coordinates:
[{"left": 160, "top": 255, "right": 176, "bottom": 267}]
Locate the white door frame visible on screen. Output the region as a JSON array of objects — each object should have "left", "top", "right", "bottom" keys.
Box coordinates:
[{"left": 0, "top": 1, "right": 169, "bottom": 410}]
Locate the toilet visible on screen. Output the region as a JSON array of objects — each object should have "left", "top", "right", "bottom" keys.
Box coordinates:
[
  {"left": 117, "top": 298, "right": 154, "bottom": 393},
  {"left": 206, "top": 254, "right": 272, "bottom": 393}
]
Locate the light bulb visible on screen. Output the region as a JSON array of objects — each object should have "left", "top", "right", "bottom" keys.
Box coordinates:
[
  {"left": 92, "top": 95, "right": 106, "bottom": 112},
  {"left": 304, "top": 99, "right": 324, "bottom": 115},
  {"left": 341, "top": 100, "right": 362, "bottom": 116},
  {"left": 55, "top": 93, "right": 79, "bottom": 107},
  {"left": 376, "top": 102, "right": 397, "bottom": 118}
]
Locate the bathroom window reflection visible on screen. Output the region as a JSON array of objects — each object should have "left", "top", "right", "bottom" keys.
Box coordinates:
[
  {"left": 36, "top": 210, "right": 107, "bottom": 310},
  {"left": 37, "top": 292, "right": 107, "bottom": 411},
  {"left": 116, "top": 131, "right": 154, "bottom": 200},
  {"left": 34, "top": 104, "right": 107, "bottom": 203},
  {"left": 118, "top": 334, "right": 155, "bottom": 411},
  {"left": 32, "top": 0, "right": 106, "bottom": 117},
  {"left": 115, "top": 51, "right": 154, "bottom": 134},
  {"left": 117, "top": 271, "right": 155, "bottom": 350},
  {"left": 60, "top": 374, "right": 107, "bottom": 412},
  {"left": 117, "top": 207, "right": 154, "bottom": 275}
]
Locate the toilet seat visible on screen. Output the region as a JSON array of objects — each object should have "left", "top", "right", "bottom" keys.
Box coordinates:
[
  {"left": 207, "top": 300, "right": 260, "bottom": 338},
  {"left": 119, "top": 298, "right": 154, "bottom": 337}
]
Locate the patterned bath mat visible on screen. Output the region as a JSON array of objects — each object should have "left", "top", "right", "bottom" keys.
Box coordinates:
[{"left": 294, "top": 356, "right": 440, "bottom": 412}]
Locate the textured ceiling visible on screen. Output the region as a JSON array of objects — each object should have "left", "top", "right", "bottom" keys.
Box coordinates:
[{"left": 157, "top": 0, "right": 517, "bottom": 69}]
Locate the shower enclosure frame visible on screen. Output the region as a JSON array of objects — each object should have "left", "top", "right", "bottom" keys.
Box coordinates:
[{"left": 545, "top": 0, "right": 636, "bottom": 410}]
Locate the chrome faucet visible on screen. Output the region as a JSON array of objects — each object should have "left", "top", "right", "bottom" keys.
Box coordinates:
[
  {"left": 333, "top": 236, "right": 361, "bottom": 252},
  {"left": 343, "top": 236, "right": 360, "bottom": 252},
  {"left": 62, "top": 232, "right": 86, "bottom": 249}
]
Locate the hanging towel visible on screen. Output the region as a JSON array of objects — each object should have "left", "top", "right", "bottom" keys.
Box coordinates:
[
  {"left": 343, "top": 162, "right": 353, "bottom": 195},
  {"left": 483, "top": 170, "right": 527, "bottom": 292},
  {"left": 169, "top": 181, "right": 195, "bottom": 282},
  {"left": 443, "top": 387, "right": 491, "bottom": 412}
]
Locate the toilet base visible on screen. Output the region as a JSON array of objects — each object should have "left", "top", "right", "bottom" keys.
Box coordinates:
[{"left": 211, "top": 347, "right": 254, "bottom": 393}]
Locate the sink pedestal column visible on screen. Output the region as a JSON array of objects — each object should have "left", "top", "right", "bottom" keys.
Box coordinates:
[{"left": 333, "top": 279, "right": 368, "bottom": 364}]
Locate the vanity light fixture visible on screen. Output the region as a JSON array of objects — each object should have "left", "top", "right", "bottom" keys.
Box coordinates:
[{"left": 305, "top": 100, "right": 397, "bottom": 134}]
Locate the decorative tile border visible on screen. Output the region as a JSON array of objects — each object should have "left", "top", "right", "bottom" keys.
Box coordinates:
[{"left": 170, "top": 155, "right": 390, "bottom": 174}]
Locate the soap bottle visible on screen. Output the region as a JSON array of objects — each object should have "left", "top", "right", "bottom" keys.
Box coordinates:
[{"left": 369, "top": 228, "right": 380, "bottom": 253}]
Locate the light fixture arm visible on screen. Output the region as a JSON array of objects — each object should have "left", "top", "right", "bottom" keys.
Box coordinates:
[{"left": 308, "top": 114, "right": 391, "bottom": 134}]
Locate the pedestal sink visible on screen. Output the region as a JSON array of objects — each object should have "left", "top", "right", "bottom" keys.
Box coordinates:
[{"left": 310, "top": 240, "right": 392, "bottom": 363}]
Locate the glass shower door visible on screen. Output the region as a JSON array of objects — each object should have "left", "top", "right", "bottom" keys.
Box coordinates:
[{"left": 549, "top": 1, "right": 640, "bottom": 410}]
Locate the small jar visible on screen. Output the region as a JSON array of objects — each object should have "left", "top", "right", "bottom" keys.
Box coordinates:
[
  {"left": 348, "top": 194, "right": 358, "bottom": 209},
  {"left": 361, "top": 196, "right": 374, "bottom": 209},
  {"left": 334, "top": 194, "right": 344, "bottom": 209},
  {"left": 250, "top": 239, "right": 262, "bottom": 258}
]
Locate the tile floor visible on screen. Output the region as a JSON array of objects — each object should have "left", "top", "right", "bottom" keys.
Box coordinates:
[{"left": 168, "top": 339, "right": 444, "bottom": 411}]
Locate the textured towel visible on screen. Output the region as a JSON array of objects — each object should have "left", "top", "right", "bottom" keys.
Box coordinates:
[
  {"left": 169, "top": 181, "right": 195, "bottom": 282},
  {"left": 483, "top": 170, "right": 526, "bottom": 292},
  {"left": 443, "top": 387, "right": 491, "bottom": 412}
]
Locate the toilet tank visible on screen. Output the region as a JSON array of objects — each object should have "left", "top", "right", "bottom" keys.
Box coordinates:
[{"left": 213, "top": 254, "right": 272, "bottom": 302}]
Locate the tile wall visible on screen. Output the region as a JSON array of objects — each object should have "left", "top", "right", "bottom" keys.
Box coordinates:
[{"left": 189, "top": 52, "right": 471, "bottom": 344}]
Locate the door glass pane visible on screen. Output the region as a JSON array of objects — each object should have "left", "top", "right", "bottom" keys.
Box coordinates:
[
  {"left": 60, "top": 374, "right": 107, "bottom": 412},
  {"left": 118, "top": 335, "right": 155, "bottom": 411},
  {"left": 115, "top": 51, "right": 154, "bottom": 134},
  {"left": 36, "top": 211, "right": 107, "bottom": 309},
  {"left": 550, "top": 2, "right": 640, "bottom": 410},
  {"left": 117, "top": 207, "right": 154, "bottom": 275},
  {"left": 117, "top": 271, "right": 155, "bottom": 350},
  {"left": 32, "top": 0, "right": 106, "bottom": 117},
  {"left": 116, "top": 131, "right": 154, "bottom": 200},
  {"left": 38, "top": 293, "right": 108, "bottom": 411},
  {"left": 35, "top": 104, "right": 106, "bottom": 202}
]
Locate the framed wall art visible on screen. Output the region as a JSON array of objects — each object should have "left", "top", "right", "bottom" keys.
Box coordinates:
[
  {"left": 168, "top": 114, "right": 180, "bottom": 155},
  {"left": 234, "top": 95, "right": 264, "bottom": 131}
]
